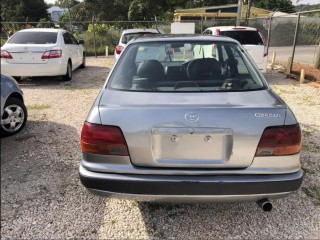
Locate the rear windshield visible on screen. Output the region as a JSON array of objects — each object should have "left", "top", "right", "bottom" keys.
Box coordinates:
[
  {"left": 108, "top": 41, "right": 266, "bottom": 93},
  {"left": 8, "top": 32, "right": 58, "bottom": 44},
  {"left": 220, "top": 31, "right": 264, "bottom": 45},
  {"left": 121, "top": 32, "right": 159, "bottom": 44}
]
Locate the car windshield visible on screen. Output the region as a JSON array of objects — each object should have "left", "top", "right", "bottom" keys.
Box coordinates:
[
  {"left": 8, "top": 32, "right": 58, "bottom": 44},
  {"left": 220, "top": 31, "right": 264, "bottom": 45},
  {"left": 108, "top": 41, "right": 266, "bottom": 92},
  {"left": 121, "top": 32, "right": 159, "bottom": 44}
]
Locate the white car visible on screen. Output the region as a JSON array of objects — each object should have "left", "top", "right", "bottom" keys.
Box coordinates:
[
  {"left": 203, "top": 26, "right": 267, "bottom": 73},
  {"left": 1, "top": 28, "right": 85, "bottom": 81},
  {"left": 114, "top": 29, "right": 160, "bottom": 61}
]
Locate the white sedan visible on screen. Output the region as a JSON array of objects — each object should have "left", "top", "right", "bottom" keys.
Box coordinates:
[{"left": 1, "top": 28, "right": 85, "bottom": 81}]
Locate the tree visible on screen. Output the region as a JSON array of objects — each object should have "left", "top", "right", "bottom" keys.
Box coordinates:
[
  {"left": 128, "top": 0, "right": 154, "bottom": 21},
  {"left": 1, "top": 0, "right": 49, "bottom": 22},
  {"left": 252, "top": 0, "right": 295, "bottom": 13},
  {"left": 56, "top": 0, "right": 80, "bottom": 8}
]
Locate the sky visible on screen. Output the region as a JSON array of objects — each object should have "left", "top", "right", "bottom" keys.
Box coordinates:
[
  {"left": 293, "top": 0, "right": 320, "bottom": 5},
  {"left": 44, "top": 0, "right": 320, "bottom": 5}
]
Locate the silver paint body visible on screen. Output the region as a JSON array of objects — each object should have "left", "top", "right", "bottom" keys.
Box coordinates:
[{"left": 81, "top": 35, "right": 301, "bottom": 201}]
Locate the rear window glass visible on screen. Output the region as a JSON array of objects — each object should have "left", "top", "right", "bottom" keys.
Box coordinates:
[
  {"left": 108, "top": 41, "right": 266, "bottom": 93},
  {"left": 121, "top": 32, "right": 158, "bottom": 44},
  {"left": 8, "top": 32, "right": 58, "bottom": 44},
  {"left": 220, "top": 31, "right": 264, "bottom": 45}
]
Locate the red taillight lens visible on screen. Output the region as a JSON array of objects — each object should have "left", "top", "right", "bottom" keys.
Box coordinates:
[
  {"left": 255, "top": 124, "right": 302, "bottom": 156},
  {"left": 115, "top": 45, "right": 123, "bottom": 55},
  {"left": 81, "top": 122, "right": 129, "bottom": 156},
  {"left": 1, "top": 50, "right": 13, "bottom": 59},
  {"left": 41, "top": 50, "right": 62, "bottom": 59}
]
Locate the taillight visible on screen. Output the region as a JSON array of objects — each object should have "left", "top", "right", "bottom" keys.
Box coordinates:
[
  {"left": 255, "top": 124, "right": 301, "bottom": 156},
  {"left": 1, "top": 50, "right": 13, "bottom": 59},
  {"left": 215, "top": 29, "right": 220, "bottom": 35},
  {"left": 41, "top": 50, "right": 62, "bottom": 59},
  {"left": 115, "top": 45, "right": 123, "bottom": 55},
  {"left": 81, "top": 122, "right": 129, "bottom": 156}
]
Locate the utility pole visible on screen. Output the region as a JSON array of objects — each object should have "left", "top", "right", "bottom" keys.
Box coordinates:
[
  {"left": 236, "top": 0, "right": 243, "bottom": 26},
  {"left": 67, "top": 0, "right": 72, "bottom": 32},
  {"left": 245, "top": 0, "right": 251, "bottom": 26}
]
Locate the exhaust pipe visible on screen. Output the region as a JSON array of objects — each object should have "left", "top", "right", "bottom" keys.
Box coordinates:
[{"left": 257, "top": 199, "right": 273, "bottom": 212}]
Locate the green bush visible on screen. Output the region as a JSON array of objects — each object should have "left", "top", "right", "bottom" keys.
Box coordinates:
[{"left": 77, "top": 31, "right": 120, "bottom": 56}]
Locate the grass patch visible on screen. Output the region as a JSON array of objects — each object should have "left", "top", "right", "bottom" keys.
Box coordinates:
[
  {"left": 106, "top": 59, "right": 115, "bottom": 69},
  {"left": 302, "top": 185, "right": 320, "bottom": 206},
  {"left": 27, "top": 104, "right": 51, "bottom": 110}
]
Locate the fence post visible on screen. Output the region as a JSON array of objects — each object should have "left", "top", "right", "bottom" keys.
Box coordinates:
[
  {"left": 266, "top": 15, "right": 272, "bottom": 56},
  {"left": 287, "top": 57, "right": 292, "bottom": 76},
  {"left": 92, "top": 16, "right": 97, "bottom": 58},
  {"left": 289, "top": 12, "right": 301, "bottom": 73},
  {"left": 314, "top": 42, "right": 320, "bottom": 70},
  {"left": 25, "top": 17, "right": 28, "bottom": 29},
  {"left": 271, "top": 52, "right": 276, "bottom": 70},
  {"left": 300, "top": 69, "right": 305, "bottom": 83}
]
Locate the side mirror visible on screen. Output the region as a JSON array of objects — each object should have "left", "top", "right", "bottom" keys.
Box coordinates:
[{"left": 79, "top": 40, "right": 84, "bottom": 45}]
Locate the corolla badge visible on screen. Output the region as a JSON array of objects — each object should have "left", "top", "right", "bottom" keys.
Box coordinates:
[
  {"left": 185, "top": 112, "right": 199, "bottom": 122},
  {"left": 254, "top": 113, "right": 281, "bottom": 118}
]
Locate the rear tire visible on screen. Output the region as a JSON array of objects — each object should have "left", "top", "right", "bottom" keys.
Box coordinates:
[
  {"left": 79, "top": 53, "right": 86, "bottom": 69},
  {"left": 62, "top": 61, "right": 72, "bottom": 81},
  {"left": 1, "top": 97, "right": 27, "bottom": 138}
]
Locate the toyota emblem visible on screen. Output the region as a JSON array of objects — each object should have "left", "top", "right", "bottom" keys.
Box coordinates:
[{"left": 185, "top": 112, "right": 199, "bottom": 122}]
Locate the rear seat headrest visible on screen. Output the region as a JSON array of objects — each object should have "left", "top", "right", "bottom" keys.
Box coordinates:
[{"left": 137, "top": 60, "right": 164, "bottom": 82}]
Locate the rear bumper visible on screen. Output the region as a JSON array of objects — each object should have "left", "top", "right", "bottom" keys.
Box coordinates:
[
  {"left": 1, "top": 59, "right": 67, "bottom": 77},
  {"left": 79, "top": 165, "right": 303, "bottom": 202}
]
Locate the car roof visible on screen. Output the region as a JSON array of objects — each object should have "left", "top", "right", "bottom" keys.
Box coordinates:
[
  {"left": 122, "top": 29, "right": 160, "bottom": 34},
  {"left": 128, "top": 34, "right": 239, "bottom": 44},
  {"left": 205, "top": 26, "right": 258, "bottom": 31},
  {"left": 18, "top": 28, "right": 62, "bottom": 33}
]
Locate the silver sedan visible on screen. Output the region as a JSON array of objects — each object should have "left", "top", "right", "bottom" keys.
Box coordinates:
[{"left": 79, "top": 35, "right": 303, "bottom": 211}]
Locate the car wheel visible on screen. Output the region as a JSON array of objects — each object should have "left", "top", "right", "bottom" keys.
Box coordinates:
[
  {"left": 1, "top": 97, "right": 27, "bottom": 138},
  {"left": 13, "top": 76, "right": 21, "bottom": 82},
  {"left": 63, "top": 61, "right": 72, "bottom": 81},
  {"left": 79, "top": 53, "right": 86, "bottom": 69}
]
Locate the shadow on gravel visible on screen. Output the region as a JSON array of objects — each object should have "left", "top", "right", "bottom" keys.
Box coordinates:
[
  {"left": 1, "top": 120, "right": 105, "bottom": 238},
  {"left": 17, "top": 65, "right": 109, "bottom": 90},
  {"left": 137, "top": 195, "right": 316, "bottom": 239}
]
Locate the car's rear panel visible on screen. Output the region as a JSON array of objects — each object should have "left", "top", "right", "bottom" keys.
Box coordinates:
[
  {"left": 98, "top": 89, "right": 286, "bottom": 169},
  {"left": 3, "top": 45, "right": 56, "bottom": 64}
]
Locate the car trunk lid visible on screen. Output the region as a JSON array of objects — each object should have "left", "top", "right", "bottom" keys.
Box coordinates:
[
  {"left": 3, "top": 44, "right": 57, "bottom": 64},
  {"left": 98, "top": 89, "right": 286, "bottom": 169}
]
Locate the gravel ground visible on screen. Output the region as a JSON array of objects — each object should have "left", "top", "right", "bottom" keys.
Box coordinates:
[{"left": 1, "top": 57, "right": 320, "bottom": 239}]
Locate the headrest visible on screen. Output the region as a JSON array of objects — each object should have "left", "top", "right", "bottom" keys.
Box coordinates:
[
  {"left": 187, "top": 58, "right": 221, "bottom": 80},
  {"left": 137, "top": 60, "right": 164, "bottom": 82}
]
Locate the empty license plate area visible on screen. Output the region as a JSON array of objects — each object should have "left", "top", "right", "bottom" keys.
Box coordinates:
[{"left": 151, "top": 128, "right": 233, "bottom": 167}]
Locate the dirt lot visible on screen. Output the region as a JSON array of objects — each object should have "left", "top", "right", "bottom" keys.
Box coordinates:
[{"left": 1, "top": 57, "right": 320, "bottom": 239}]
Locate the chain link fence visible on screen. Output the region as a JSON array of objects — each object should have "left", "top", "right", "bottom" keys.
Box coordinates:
[{"left": 1, "top": 9, "right": 319, "bottom": 77}]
